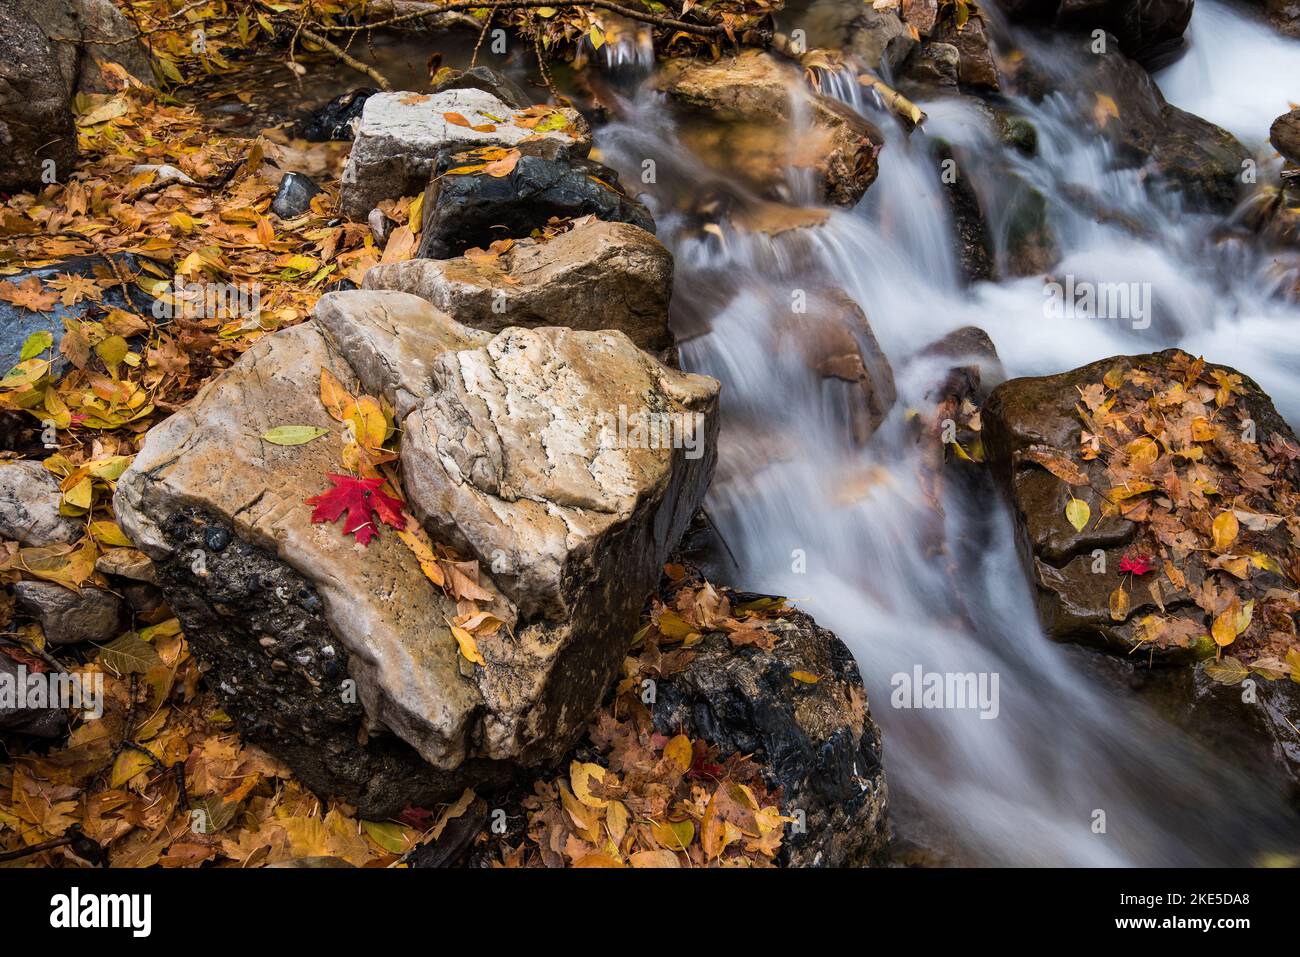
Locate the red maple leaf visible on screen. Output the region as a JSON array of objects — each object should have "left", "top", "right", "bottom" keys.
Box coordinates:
[
  {"left": 305, "top": 473, "right": 405, "bottom": 545},
  {"left": 1118, "top": 553, "right": 1154, "bottom": 576}
]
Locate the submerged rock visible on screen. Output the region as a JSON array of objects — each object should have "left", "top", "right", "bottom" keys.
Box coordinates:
[
  {"left": 1028, "top": 41, "right": 1249, "bottom": 212},
  {"left": 415, "top": 138, "right": 655, "bottom": 259},
  {"left": 771, "top": 289, "right": 897, "bottom": 447},
  {"left": 654, "top": 50, "right": 883, "bottom": 208},
  {"left": 113, "top": 290, "right": 719, "bottom": 816},
  {"left": 365, "top": 219, "right": 673, "bottom": 353},
  {"left": 338, "top": 90, "right": 590, "bottom": 220},
  {"left": 652, "top": 603, "right": 889, "bottom": 867}
]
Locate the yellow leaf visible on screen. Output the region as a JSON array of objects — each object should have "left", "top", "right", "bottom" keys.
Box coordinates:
[
  {"left": 663, "top": 733, "right": 692, "bottom": 771},
  {"left": 110, "top": 748, "right": 154, "bottom": 789},
  {"left": 450, "top": 624, "right": 485, "bottom": 667},
  {"left": 319, "top": 367, "right": 354, "bottom": 422},
  {"left": 1125, "top": 436, "right": 1159, "bottom": 466},
  {"left": 570, "top": 761, "right": 608, "bottom": 809},
  {"left": 790, "top": 670, "right": 821, "bottom": 684},
  {"left": 397, "top": 524, "right": 445, "bottom": 588},
  {"left": 1211, "top": 510, "right": 1239, "bottom": 552},
  {"left": 630, "top": 849, "right": 680, "bottom": 867},
  {"left": 1065, "top": 497, "right": 1090, "bottom": 533},
  {"left": 652, "top": 818, "right": 695, "bottom": 851},
  {"left": 1093, "top": 92, "right": 1120, "bottom": 129},
  {"left": 1109, "top": 585, "right": 1129, "bottom": 622},
  {"left": 1212, "top": 608, "right": 1238, "bottom": 646}
]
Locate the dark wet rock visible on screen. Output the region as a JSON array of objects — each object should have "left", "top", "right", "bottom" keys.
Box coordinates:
[
  {"left": 936, "top": 143, "right": 995, "bottom": 283},
  {"left": 13, "top": 580, "right": 123, "bottom": 646},
  {"left": 901, "top": 41, "right": 961, "bottom": 87},
  {"left": 933, "top": 13, "right": 1001, "bottom": 89},
  {"left": 416, "top": 139, "right": 656, "bottom": 260},
  {"left": 1021, "top": 40, "right": 1248, "bottom": 211},
  {"left": 994, "top": 0, "right": 1193, "bottom": 66},
  {"left": 984, "top": 348, "right": 1300, "bottom": 785},
  {"left": 0, "top": 648, "right": 67, "bottom": 738},
  {"left": 270, "top": 172, "right": 321, "bottom": 219},
  {"left": 983, "top": 349, "right": 1294, "bottom": 657},
  {"left": 652, "top": 603, "right": 889, "bottom": 867},
  {"left": 998, "top": 112, "right": 1039, "bottom": 156},
  {"left": 366, "top": 218, "right": 674, "bottom": 353},
  {"left": 29, "top": 0, "right": 153, "bottom": 93},
  {"left": 299, "top": 88, "right": 375, "bottom": 141},
  {"left": 801, "top": 0, "right": 915, "bottom": 71},
  {"left": 1272, "top": 109, "right": 1300, "bottom": 165},
  {"left": 1249, "top": 0, "right": 1300, "bottom": 38},
  {"left": 0, "top": 5, "right": 77, "bottom": 194},
  {"left": 918, "top": 325, "right": 1005, "bottom": 407},
  {"left": 1001, "top": 184, "right": 1059, "bottom": 275},
  {"left": 0, "top": 461, "right": 81, "bottom": 547},
  {"left": 772, "top": 288, "right": 897, "bottom": 447},
  {"left": 430, "top": 66, "right": 531, "bottom": 110}
]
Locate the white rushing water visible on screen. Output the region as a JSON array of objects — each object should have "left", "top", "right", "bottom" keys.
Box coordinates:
[{"left": 597, "top": 0, "right": 1300, "bottom": 864}]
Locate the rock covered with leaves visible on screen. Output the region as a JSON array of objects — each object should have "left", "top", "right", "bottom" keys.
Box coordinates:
[
  {"left": 338, "top": 90, "right": 590, "bottom": 221},
  {"left": 485, "top": 573, "right": 887, "bottom": 868},
  {"left": 984, "top": 349, "right": 1300, "bottom": 780},
  {"left": 365, "top": 218, "right": 674, "bottom": 355},
  {"left": 112, "top": 289, "right": 719, "bottom": 814}
]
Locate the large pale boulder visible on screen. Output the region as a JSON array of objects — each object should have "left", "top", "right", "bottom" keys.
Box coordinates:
[
  {"left": 113, "top": 290, "right": 719, "bottom": 814},
  {"left": 654, "top": 50, "right": 883, "bottom": 208},
  {"left": 338, "top": 90, "right": 590, "bottom": 220},
  {"left": 364, "top": 219, "right": 674, "bottom": 353}
]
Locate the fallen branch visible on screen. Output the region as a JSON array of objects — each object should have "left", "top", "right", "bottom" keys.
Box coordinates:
[
  {"left": 363, "top": 0, "right": 729, "bottom": 36},
  {"left": 858, "top": 73, "right": 926, "bottom": 130},
  {"left": 296, "top": 27, "right": 394, "bottom": 90}
]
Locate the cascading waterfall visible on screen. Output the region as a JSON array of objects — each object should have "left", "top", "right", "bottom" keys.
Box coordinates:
[{"left": 597, "top": 0, "right": 1300, "bottom": 864}]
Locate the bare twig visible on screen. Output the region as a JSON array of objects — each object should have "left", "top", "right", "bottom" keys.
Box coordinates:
[{"left": 298, "top": 26, "right": 394, "bottom": 90}]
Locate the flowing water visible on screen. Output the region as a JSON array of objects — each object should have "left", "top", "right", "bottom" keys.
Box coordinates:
[
  {"left": 192, "top": 0, "right": 1300, "bottom": 864},
  {"left": 590, "top": 0, "right": 1300, "bottom": 865}
]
